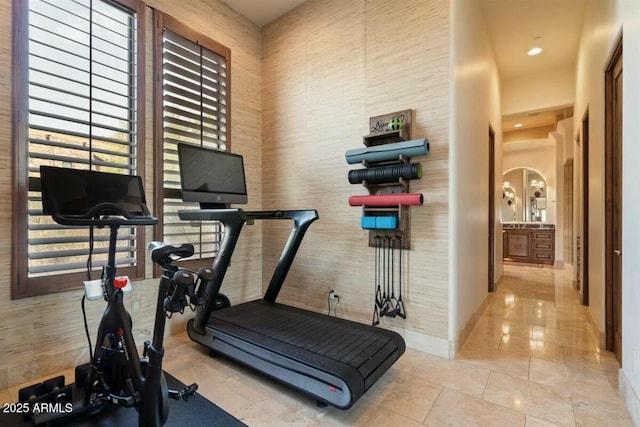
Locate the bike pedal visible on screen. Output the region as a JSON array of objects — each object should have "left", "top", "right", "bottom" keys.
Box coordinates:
[
  {"left": 182, "top": 383, "right": 198, "bottom": 400},
  {"left": 169, "top": 383, "right": 198, "bottom": 401},
  {"left": 108, "top": 393, "right": 136, "bottom": 407}
]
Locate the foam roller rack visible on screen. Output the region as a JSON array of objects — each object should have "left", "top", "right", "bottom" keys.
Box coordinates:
[{"left": 345, "top": 109, "right": 427, "bottom": 249}]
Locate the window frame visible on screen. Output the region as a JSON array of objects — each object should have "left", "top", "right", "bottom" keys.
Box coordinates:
[
  {"left": 152, "top": 10, "right": 231, "bottom": 272},
  {"left": 12, "top": 0, "right": 147, "bottom": 299}
]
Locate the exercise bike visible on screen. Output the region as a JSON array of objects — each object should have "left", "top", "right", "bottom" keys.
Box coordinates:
[{"left": 20, "top": 166, "right": 212, "bottom": 426}]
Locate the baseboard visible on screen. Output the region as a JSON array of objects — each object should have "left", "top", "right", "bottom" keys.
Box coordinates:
[
  {"left": 585, "top": 305, "right": 606, "bottom": 349},
  {"left": 494, "top": 274, "right": 504, "bottom": 290},
  {"left": 394, "top": 291, "right": 490, "bottom": 360},
  {"left": 619, "top": 369, "right": 640, "bottom": 425},
  {"left": 390, "top": 326, "right": 450, "bottom": 359},
  {"left": 449, "top": 294, "right": 491, "bottom": 357}
]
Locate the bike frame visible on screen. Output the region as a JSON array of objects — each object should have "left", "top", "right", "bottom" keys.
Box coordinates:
[
  {"left": 32, "top": 167, "right": 198, "bottom": 427},
  {"left": 45, "top": 201, "right": 176, "bottom": 426},
  {"left": 87, "top": 224, "right": 171, "bottom": 426}
]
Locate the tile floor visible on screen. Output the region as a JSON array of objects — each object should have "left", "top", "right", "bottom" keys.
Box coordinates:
[{"left": 1, "top": 264, "right": 634, "bottom": 426}]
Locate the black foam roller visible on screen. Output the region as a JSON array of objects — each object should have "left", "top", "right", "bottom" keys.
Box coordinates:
[{"left": 348, "top": 163, "right": 422, "bottom": 185}]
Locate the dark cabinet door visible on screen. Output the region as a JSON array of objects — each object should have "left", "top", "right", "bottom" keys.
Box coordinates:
[{"left": 504, "top": 231, "right": 531, "bottom": 260}]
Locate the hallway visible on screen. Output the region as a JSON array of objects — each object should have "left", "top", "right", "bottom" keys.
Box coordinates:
[
  {"left": 1, "top": 264, "right": 633, "bottom": 426},
  {"left": 159, "top": 264, "right": 633, "bottom": 425},
  {"left": 456, "top": 264, "right": 631, "bottom": 425}
]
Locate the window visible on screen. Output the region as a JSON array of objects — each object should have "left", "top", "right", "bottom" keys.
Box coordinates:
[
  {"left": 12, "top": 0, "right": 146, "bottom": 298},
  {"left": 153, "top": 12, "right": 230, "bottom": 268}
]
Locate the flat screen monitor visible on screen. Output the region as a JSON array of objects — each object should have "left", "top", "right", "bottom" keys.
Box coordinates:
[
  {"left": 178, "top": 143, "right": 248, "bottom": 208},
  {"left": 40, "top": 166, "right": 150, "bottom": 217}
]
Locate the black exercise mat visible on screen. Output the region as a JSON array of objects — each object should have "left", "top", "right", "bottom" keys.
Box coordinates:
[{"left": 1, "top": 372, "right": 246, "bottom": 427}]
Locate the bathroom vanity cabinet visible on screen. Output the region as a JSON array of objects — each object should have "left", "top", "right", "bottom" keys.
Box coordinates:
[{"left": 503, "top": 223, "right": 555, "bottom": 265}]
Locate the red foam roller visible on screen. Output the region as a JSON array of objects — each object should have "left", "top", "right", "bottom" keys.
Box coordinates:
[{"left": 348, "top": 193, "right": 424, "bottom": 207}]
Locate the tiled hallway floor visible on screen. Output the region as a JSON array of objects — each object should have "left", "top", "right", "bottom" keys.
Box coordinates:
[
  {"left": 148, "top": 264, "right": 635, "bottom": 426},
  {"left": 2, "top": 264, "right": 633, "bottom": 426}
]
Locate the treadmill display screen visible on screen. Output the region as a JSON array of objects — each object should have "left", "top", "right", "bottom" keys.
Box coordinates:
[{"left": 178, "top": 143, "right": 248, "bottom": 206}]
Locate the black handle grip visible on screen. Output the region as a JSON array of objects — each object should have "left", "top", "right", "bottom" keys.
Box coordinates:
[
  {"left": 191, "top": 266, "right": 214, "bottom": 307},
  {"left": 163, "top": 270, "right": 193, "bottom": 314},
  {"left": 52, "top": 202, "right": 158, "bottom": 227}
]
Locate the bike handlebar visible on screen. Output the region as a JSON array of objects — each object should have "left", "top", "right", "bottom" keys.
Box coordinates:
[{"left": 51, "top": 202, "right": 158, "bottom": 227}]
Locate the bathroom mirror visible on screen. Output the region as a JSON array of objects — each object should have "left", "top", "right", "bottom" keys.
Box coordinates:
[
  {"left": 502, "top": 182, "right": 517, "bottom": 221},
  {"left": 502, "top": 168, "right": 547, "bottom": 222}
]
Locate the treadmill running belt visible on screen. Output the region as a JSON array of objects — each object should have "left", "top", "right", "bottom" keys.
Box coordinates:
[
  {"left": 209, "top": 300, "right": 403, "bottom": 379},
  {"left": 180, "top": 207, "right": 405, "bottom": 409}
]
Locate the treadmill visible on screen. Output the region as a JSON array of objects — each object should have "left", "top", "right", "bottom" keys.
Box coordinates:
[{"left": 176, "top": 144, "right": 405, "bottom": 409}]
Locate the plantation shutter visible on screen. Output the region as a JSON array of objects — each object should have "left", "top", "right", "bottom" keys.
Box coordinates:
[
  {"left": 160, "top": 26, "right": 229, "bottom": 260},
  {"left": 23, "top": 0, "right": 143, "bottom": 283}
]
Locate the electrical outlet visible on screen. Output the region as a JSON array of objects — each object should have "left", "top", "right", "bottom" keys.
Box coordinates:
[{"left": 327, "top": 290, "right": 340, "bottom": 317}]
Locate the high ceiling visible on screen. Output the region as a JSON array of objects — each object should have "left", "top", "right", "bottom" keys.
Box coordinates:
[
  {"left": 221, "top": 0, "right": 307, "bottom": 27},
  {"left": 222, "top": 0, "right": 587, "bottom": 130},
  {"left": 480, "top": 0, "right": 586, "bottom": 132},
  {"left": 480, "top": 0, "right": 586, "bottom": 81}
]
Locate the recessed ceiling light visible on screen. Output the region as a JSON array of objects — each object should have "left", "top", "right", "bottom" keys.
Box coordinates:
[
  {"left": 528, "top": 47, "right": 543, "bottom": 56},
  {"left": 514, "top": 123, "right": 523, "bottom": 128},
  {"left": 528, "top": 36, "right": 543, "bottom": 56}
]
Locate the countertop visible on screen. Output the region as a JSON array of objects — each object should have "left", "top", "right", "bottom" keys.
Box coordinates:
[{"left": 502, "top": 222, "right": 555, "bottom": 230}]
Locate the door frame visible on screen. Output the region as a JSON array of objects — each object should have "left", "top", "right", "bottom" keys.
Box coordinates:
[
  {"left": 581, "top": 110, "right": 589, "bottom": 306},
  {"left": 605, "top": 34, "right": 623, "bottom": 355},
  {"left": 488, "top": 125, "right": 496, "bottom": 292}
]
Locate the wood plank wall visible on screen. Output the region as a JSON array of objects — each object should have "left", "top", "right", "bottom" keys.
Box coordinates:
[
  {"left": 0, "top": 0, "right": 262, "bottom": 389},
  {"left": 261, "top": 0, "right": 450, "bottom": 350}
]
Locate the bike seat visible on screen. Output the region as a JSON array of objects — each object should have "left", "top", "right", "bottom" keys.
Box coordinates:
[{"left": 148, "top": 242, "right": 195, "bottom": 263}]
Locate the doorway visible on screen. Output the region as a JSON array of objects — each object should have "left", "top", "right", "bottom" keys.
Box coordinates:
[
  {"left": 488, "top": 125, "right": 496, "bottom": 292},
  {"left": 605, "top": 35, "right": 623, "bottom": 362},
  {"left": 581, "top": 111, "right": 589, "bottom": 307}
]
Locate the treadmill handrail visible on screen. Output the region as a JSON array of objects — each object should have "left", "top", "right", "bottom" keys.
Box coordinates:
[
  {"left": 177, "top": 208, "right": 319, "bottom": 334},
  {"left": 255, "top": 210, "right": 319, "bottom": 302},
  {"left": 178, "top": 209, "right": 316, "bottom": 222}
]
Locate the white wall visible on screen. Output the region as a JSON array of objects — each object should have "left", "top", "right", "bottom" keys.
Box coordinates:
[
  {"left": 574, "top": 0, "right": 640, "bottom": 422},
  {"left": 555, "top": 117, "right": 574, "bottom": 266},
  {"left": 450, "top": 0, "right": 502, "bottom": 350},
  {"left": 557, "top": 117, "right": 574, "bottom": 161},
  {"left": 552, "top": 131, "right": 564, "bottom": 262},
  {"left": 617, "top": 0, "right": 640, "bottom": 423},
  {"left": 502, "top": 65, "right": 576, "bottom": 115},
  {"left": 573, "top": 0, "right": 617, "bottom": 345},
  {"left": 557, "top": 119, "right": 573, "bottom": 267}
]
